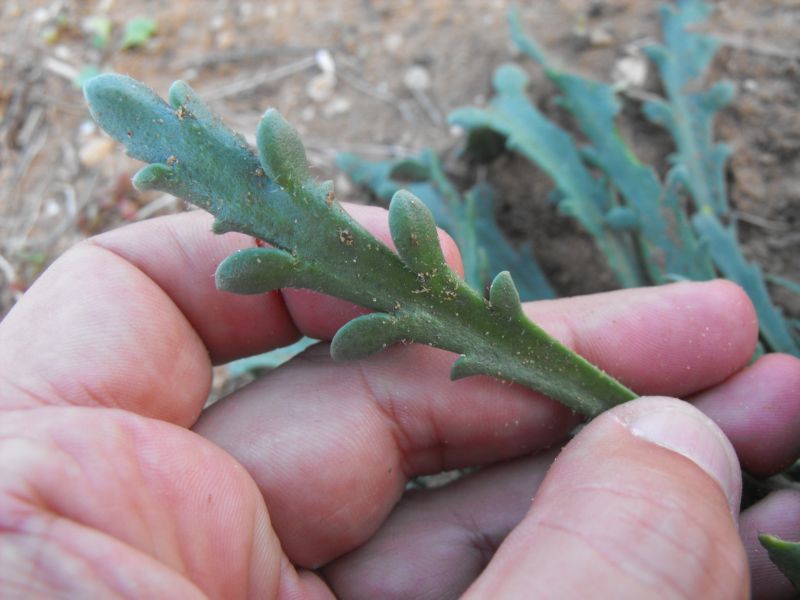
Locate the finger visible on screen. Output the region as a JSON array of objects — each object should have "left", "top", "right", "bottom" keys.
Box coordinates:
[
  {"left": 194, "top": 281, "right": 757, "bottom": 567},
  {"left": 465, "top": 397, "right": 748, "bottom": 599},
  {"left": 88, "top": 210, "right": 300, "bottom": 364},
  {"left": 0, "top": 210, "right": 288, "bottom": 424},
  {"left": 0, "top": 231, "right": 214, "bottom": 426},
  {"left": 92, "top": 206, "right": 463, "bottom": 348},
  {"left": 739, "top": 490, "right": 800, "bottom": 600},
  {"left": 692, "top": 353, "right": 800, "bottom": 477},
  {"left": 524, "top": 279, "right": 757, "bottom": 397},
  {"left": 323, "top": 450, "right": 558, "bottom": 599},
  {"left": 0, "top": 205, "right": 460, "bottom": 424}
]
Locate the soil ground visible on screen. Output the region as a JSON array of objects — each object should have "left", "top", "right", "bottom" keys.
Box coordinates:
[{"left": 1, "top": 0, "right": 798, "bottom": 323}]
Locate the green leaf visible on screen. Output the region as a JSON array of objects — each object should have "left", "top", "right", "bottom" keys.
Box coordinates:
[
  {"left": 257, "top": 109, "right": 311, "bottom": 192},
  {"left": 489, "top": 271, "right": 523, "bottom": 317},
  {"left": 766, "top": 274, "right": 800, "bottom": 296},
  {"left": 659, "top": 172, "right": 716, "bottom": 282},
  {"left": 85, "top": 16, "right": 112, "bottom": 50},
  {"left": 693, "top": 214, "right": 798, "bottom": 355},
  {"left": 507, "top": 6, "right": 715, "bottom": 284},
  {"left": 469, "top": 184, "right": 555, "bottom": 301},
  {"left": 642, "top": 0, "right": 732, "bottom": 216},
  {"left": 759, "top": 534, "right": 800, "bottom": 591},
  {"left": 388, "top": 158, "right": 431, "bottom": 182},
  {"left": 450, "top": 64, "right": 646, "bottom": 288},
  {"left": 121, "top": 17, "right": 157, "bottom": 50},
  {"left": 215, "top": 247, "right": 299, "bottom": 294},
  {"left": 331, "top": 314, "right": 412, "bottom": 361},
  {"left": 389, "top": 190, "right": 447, "bottom": 274},
  {"left": 337, "top": 151, "right": 555, "bottom": 301},
  {"left": 502, "top": 3, "right": 793, "bottom": 358},
  {"left": 227, "top": 337, "right": 319, "bottom": 376},
  {"left": 85, "top": 73, "right": 637, "bottom": 417}
]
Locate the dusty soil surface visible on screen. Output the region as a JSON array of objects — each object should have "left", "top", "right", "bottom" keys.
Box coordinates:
[{"left": 1, "top": 0, "right": 798, "bottom": 322}]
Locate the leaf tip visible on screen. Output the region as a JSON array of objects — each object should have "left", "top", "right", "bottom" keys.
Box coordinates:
[
  {"left": 389, "top": 189, "right": 445, "bottom": 273},
  {"left": 489, "top": 271, "right": 522, "bottom": 315},
  {"left": 215, "top": 247, "right": 296, "bottom": 295},
  {"left": 450, "top": 355, "right": 487, "bottom": 381},
  {"left": 257, "top": 108, "right": 310, "bottom": 189},
  {"left": 132, "top": 163, "right": 173, "bottom": 191},
  {"left": 331, "top": 313, "right": 407, "bottom": 361},
  {"left": 494, "top": 63, "right": 529, "bottom": 93}
]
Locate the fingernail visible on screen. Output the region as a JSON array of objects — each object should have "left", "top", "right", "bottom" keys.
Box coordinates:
[{"left": 621, "top": 397, "right": 741, "bottom": 515}]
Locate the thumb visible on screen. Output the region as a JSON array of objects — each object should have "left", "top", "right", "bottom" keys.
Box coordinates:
[{"left": 466, "top": 397, "right": 749, "bottom": 599}]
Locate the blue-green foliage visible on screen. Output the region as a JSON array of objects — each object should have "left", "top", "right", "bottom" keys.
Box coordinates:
[
  {"left": 694, "top": 215, "right": 798, "bottom": 355},
  {"left": 337, "top": 151, "right": 555, "bottom": 301},
  {"left": 448, "top": 0, "right": 798, "bottom": 356},
  {"left": 641, "top": 0, "right": 797, "bottom": 355},
  {"left": 508, "top": 8, "right": 715, "bottom": 284},
  {"left": 759, "top": 534, "right": 800, "bottom": 593},
  {"left": 227, "top": 337, "right": 318, "bottom": 376},
  {"left": 450, "top": 65, "right": 646, "bottom": 289},
  {"left": 643, "top": 1, "right": 733, "bottom": 216},
  {"left": 767, "top": 276, "right": 800, "bottom": 296}
]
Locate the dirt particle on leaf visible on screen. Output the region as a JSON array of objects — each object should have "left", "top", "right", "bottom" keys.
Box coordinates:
[{"left": 338, "top": 228, "right": 354, "bottom": 245}]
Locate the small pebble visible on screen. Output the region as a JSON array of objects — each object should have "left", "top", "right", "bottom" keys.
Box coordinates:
[
  {"left": 78, "top": 121, "right": 97, "bottom": 137},
  {"left": 300, "top": 106, "right": 316, "bottom": 121},
  {"left": 216, "top": 29, "right": 235, "bottom": 50},
  {"left": 306, "top": 72, "right": 336, "bottom": 103},
  {"left": 588, "top": 27, "right": 614, "bottom": 47},
  {"left": 403, "top": 65, "right": 431, "bottom": 92},
  {"left": 335, "top": 173, "right": 353, "bottom": 197},
  {"left": 209, "top": 15, "right": 225, "bottom": 30},
  {"left": 612, "top": 55, "right": 648, "bottom": 88},
  {"left": 449, "top": 124, "right": 465, "bottom": 138},
  {"left": 384, "top": 32, "right": 404, "bottom": 54},
  {"left": 315, "top": 48, "right": 336, "bottom": 75},
  {"left": 54, "top": 45, "right": 72, "bottom": 60},
  {"left": 43, "top": 199, "right": 61, "bottom": 217},
  {"left": 79, "top": 137, "right": 115, "bottom": 167},
  {"left": 32, "top": 7, "right": 50, "bottom": 23},
  {"left": 323, "top": 96, "right": 351, "bottom": 117}
]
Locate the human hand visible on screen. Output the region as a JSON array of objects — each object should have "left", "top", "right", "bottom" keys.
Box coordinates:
[{"left": 0, "top": 206, "right": 798, "bottom": 598}]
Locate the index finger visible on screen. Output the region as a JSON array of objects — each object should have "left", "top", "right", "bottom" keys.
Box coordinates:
[{"left": 0, "top": 205, "right": 462, "bottom": 426}]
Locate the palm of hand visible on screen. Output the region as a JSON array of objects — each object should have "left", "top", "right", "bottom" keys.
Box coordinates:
[{"left": 1, "top": 407, "right": 272, "bottom": 597}]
